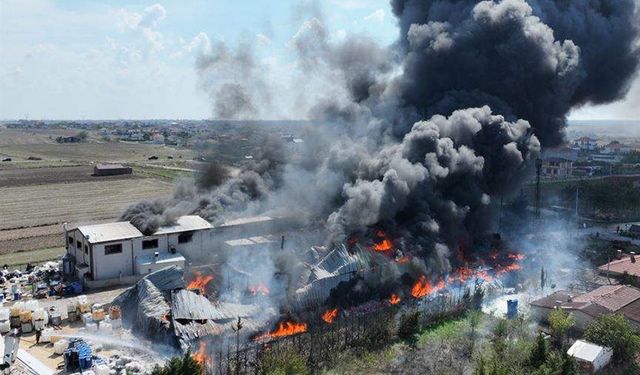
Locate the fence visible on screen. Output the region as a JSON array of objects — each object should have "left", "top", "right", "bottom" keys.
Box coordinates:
[{"left": 206, "top": 293, "right": 467, "bottom": 375}]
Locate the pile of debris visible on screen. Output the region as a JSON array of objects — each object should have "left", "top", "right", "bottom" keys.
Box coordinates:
[{"left": 113, "top": 266, "right": 275, "bottom": 351}]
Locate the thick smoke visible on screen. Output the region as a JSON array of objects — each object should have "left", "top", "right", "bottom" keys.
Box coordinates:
[{"left": 122, "top": 0, "right": 639, "bottom": 277}]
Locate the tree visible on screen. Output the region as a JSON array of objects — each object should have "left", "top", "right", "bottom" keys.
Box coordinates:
[
  {"left": 584, "top": 314, "right": 640, "bottom": 363},
  {"left": 541, "top": 267, "right": 546, "bottom": 295},
  {"left": 529, "top": 332, "right": 547, "bottom": 368},
  {"left": 150, "top": 350, "right": 203, "bottom": 375},
  {"left": 548, "top": 309, "right": 574, "bottom": 347},
  {"left": 259, "top": 348, "right": 309, "bottom": 375},
  {"left": 472, "top": 283, "right": 485, "bottom": 310},
  {"left": 398, "top": 311, "right": 420, "bottom": 344},
  {"left": 77, "top": 131, "right": 88, "bottom": 140}
]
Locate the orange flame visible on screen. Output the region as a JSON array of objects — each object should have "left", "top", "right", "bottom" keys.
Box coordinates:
[
  {"left": 411, "top": 276, "right": 433, "bottom": 298},
  {"left": 322, "top": 308, "right": 338, "bottom": 324},
  {"left": 389, "top": 294, "right": 401, "bottom": 305},
  {"left": 396, "top": 255, "right": 410, "bottom": 264},
  {"left": 371, "top": 230, "right": 393, "bottom": 252},
  {"left": 254, "top": 321, "right": 308, "bottom": 341},
  {"left": 187, "top": 271, "right": 214, "bottom": 295},
  {"left": 248, "top": 283, "right": 270, "bottom": 295},
  {"left": 411, "top": 276, "right": 446, "bottom": 298},
  {"left": 193, "top": 341, "right": 211, "bottom": 369}
]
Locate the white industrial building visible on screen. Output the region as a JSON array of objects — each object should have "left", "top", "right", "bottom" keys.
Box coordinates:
[{"left": 64, "top": 215, "right": 212, "bottom": 287}]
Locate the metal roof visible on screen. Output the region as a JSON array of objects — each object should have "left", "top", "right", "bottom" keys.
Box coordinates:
[
  {"left": 224, "top": 235, "right": 278, "bottom": 248},
  {"left": 220, "top": 216, "right": 274, "bottom": 227},
  {"left": 171, "top": 289, "right": 260, "bottom": 321},
  {"left": 567, "top": 340, "right": 611, "bottom": 362},
  {"left": 77, "top": 222, "right": 142, "bottom": 244},
  {"left": 154, "top": 215, "right": 213, "bottom": 235}
]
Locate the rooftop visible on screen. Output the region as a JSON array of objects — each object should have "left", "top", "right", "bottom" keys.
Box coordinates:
[
  {"left": 567, "top": 340, "right": 611, "bottom": 362},
  {"left": 598, "top": 256, "right": 640, "bottom": 276},
  {"left": 77, "top": 222, "right": 142, "bottom": 244},
  {"left": 529, "top": 290, "right": 574, "bottom": 309},
  {"left": 154, "top": 215, "right": 213, "bottom": 235},
  {"left": 94, "top": 163, "right": 128, "bottom": 169},
  {"left": 220, "top": 215, "right": 274, "bottom": 227},
  {"left": 573, "top": 285, "right": 640, "bottom": 312}
]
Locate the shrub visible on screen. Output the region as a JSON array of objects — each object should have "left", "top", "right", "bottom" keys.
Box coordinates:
[
  {"left": 150, "top": 350, "right": 203, "bottom": 375},
  {"left": 258, "top": 348, "right": 309, "bottom": 375}
]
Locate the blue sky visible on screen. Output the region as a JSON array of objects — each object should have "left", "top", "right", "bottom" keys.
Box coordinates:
[{"left": 0, "top": 0, "right": 638, "bottom": 120}]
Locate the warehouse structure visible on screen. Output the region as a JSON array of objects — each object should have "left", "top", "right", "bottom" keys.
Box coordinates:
[
  {"left": 64, "top": 215, "right": 212, "bottom": 287},
  {"left": 63, "top": 215, "right": 296, "bottom": 288},
  {"left": 93, "top": 163, "right": 133, "bottom": 176}
]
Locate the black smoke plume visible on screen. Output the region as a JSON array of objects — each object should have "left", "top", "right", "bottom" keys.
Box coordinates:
[{"left": 121, "top": 0, "right": 639, "bottom": 275}]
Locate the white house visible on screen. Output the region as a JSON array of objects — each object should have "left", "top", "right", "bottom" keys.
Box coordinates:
[
  {"left": 573, "top": 137, "right": 598, "bottom": 151},
  {"left": 567, "top": 340, "right": 613, "bottom": 373},
  {"left": 64, "top": 215, "right": 212, "bottom": 286}
]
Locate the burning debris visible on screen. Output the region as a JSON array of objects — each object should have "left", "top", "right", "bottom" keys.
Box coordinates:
[
  {"left": 253, "top": 321, "right": 309, "bottom": 341},
  {"left": 321, "top": 308, "right": 338, "bottom": 324}
]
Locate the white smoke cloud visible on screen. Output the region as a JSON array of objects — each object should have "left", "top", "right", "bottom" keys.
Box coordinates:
[{"left": 364, "top": 9, "right": 386, "bottom": 23}]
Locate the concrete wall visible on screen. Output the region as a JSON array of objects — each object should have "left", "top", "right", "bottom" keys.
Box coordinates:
[
  {"left": 92, "top": 240, "right": 135, "bottom": 280},
  {"left": 168, "top": 230, "right": 208, "bottom": 260}
]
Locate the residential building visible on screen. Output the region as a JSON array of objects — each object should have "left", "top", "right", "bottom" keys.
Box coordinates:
[
  {"left": 573, "top": 137, "right": 598, "bottom": 151},
  {"left": 602, "top": 141, "right": 632, "bottom": 155},
  {"left": 541, "top": 157, "right": 573, "bottom": 178},
  {"left": 529, "top": 285, "right": 640, "bottom": 332},
  {"left": 598, "top": 252, "right": 640, "bottom": 282}
]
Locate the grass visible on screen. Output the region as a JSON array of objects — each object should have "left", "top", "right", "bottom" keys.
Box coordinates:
[
  {"left": 417, "top": 316, "right": 469, "bottom": 347},
  {"left": 134, "top": 164, "right": 196, "bottom": 181},
  {"left": 3, "top": 247, "right": 65, "bottom": 268}
]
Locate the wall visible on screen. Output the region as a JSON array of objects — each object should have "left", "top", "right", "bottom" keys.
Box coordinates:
[{"left": 92, "top": 240, "right": 135, "bottom": 280}]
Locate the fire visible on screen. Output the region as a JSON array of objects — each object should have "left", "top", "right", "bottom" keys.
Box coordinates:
[
  {"left": 411, "top": 276, "right": 446, "bottom": 299},
  {"left": 254, "top": 321, "right": 308, "bottom": 341},
  {"left": 411, "top": 276, "right": 433, "bottom": 298},
  {"left": 371, "top": 229, "right": 393, "bottom": 252},
  {"left": 396, "top": 255, "right": 410, "bottom": 264},
  {"left": 322, "top": 308, "right": 338, "bottom": 324},
  {"left": 193, "top": 341, "right": 211, "bottom": 369},
  {"left": 389, "top": 294, "right": 401, "bottom": 305},
  {"left": 248, "top": 283, "right": 270, "bottom": 296},
  {"left": 187, "top": 271, "right": 214, "bottom": 295},
  {"left": 507, "top": 252, "right": 525, "bottom": 261}
]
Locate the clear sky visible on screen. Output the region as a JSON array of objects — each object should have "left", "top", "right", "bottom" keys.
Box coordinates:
[{"left": 0, "top": 0, "right": 638, "bottom": 120}]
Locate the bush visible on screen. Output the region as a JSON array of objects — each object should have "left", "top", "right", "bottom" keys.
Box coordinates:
[
  {"left": 584, "top": 314, "right": 640, "bottom": 363},
  {"left": 359, "top": 317, "right": 394, "bottom": 350},
  {"left": 150, "top": 350, "right": 203, "bottom": 375},
  {"left": 529, "top": 333, "right": 547, "bottom": 368},
  {"left": 398, "top": 312, "right": 420, "bottom": 344},
  {"left": 258, "top": 348, "right": 309, "bottom": 375},
  {"left": 548, "top": 309, "right": 574, "bottom": 347}
]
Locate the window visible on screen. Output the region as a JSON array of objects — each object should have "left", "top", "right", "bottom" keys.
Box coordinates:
[
  {"left": 84, "top": 245, "right": 88, "bottom": 254},
  {"left": 142, "top": 239, "right": 159, "bottom": 249},
  {"left": 178, "top": 232, "right": 193, "bottom": 244},
  {"left": 77, "top": 241, "right": 82, "bottom": 249},
  {"left": 68, "top": 237, "right": 74, "bottom": 245},
  {"left": 104, "top": 244, "right": 123, "bottom": 255}
]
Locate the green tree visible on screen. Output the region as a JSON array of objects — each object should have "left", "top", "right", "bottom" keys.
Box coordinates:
[
  {"left": 548, "top": 309, "right": 574, "bottom": 347},
  {"left": 529, "top": 332, "right": 547, "bottom": 368},
  {"left": 77, "top": 131, "right": 88, "bottom": 140},
  {"left": 398, "top": 311, "right": 420, "bottom": 344},
  {"left": 150, "top": 350, "right": 203, "bottom": 375},
  {"left": 584, "top": 313, "right": 640, "bottom": 363}
]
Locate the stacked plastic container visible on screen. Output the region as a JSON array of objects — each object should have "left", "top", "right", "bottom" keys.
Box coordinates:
[
  {"left": 108, "top": 305, "right": 122, "bottom": 330},
  {"left": 64, "top": 339, "right": 93, "bottom": 372},
  {"left": 0, "top": 308, "right": 10, "bottom": 333}
]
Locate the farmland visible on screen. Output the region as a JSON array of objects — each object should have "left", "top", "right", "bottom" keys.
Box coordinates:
[{"left": 0, "top": 130, "right": 191, "bottom": 264}]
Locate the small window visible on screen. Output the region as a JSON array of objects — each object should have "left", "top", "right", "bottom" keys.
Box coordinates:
[
  {"left": 105, "top": 244, "right": 123, "bottom": 255},
  {"left": 178, "top": 232, "right": 193, "bottom": 244},
  {"left": 68, "top": 237, "right": 74, "bottom": 245},
  {"left": 142, "top": 239, "right": 159, "bottom": 249},
  {"left": 77, "top": 241, "right": 82, "bottom": 249},
  {"left": 84, "top": 245, "right": 88, "bottom": 254}
]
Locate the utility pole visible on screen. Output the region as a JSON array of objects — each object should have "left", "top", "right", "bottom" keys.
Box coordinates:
[
  {"left": 535, "top": 158, "right": 542, "bottom": 219},
  {"left": 231, "top": 317, "right": 243, "bottom": 375}
]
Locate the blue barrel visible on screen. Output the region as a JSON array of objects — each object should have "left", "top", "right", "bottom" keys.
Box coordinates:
[
  {"left": 507, "top": 299, "right": 518, "bottom": 319},
  {"left": 13, "top": 293, "right": 20, "bottom": 300}
]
